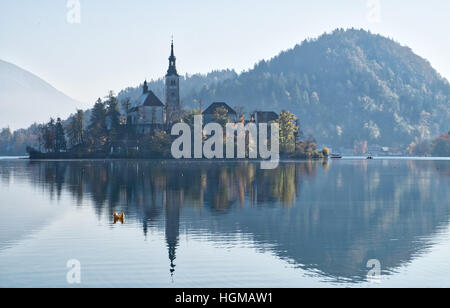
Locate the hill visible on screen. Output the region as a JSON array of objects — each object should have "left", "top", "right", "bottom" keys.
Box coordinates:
[
  {"left": 121, "top": 29, "right": 450, "bottom": 147},
  {"left": 0, "top": 60, "right": 80, "bottom": 130}
]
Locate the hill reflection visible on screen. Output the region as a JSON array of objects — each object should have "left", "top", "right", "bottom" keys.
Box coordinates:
[{"left": 6, "top": 159, "right": 450, "bottom": 283}]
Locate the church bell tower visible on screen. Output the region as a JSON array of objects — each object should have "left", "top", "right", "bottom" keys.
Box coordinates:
[{"left": 165, "top": 40, "right": 181, "bottom": 124}]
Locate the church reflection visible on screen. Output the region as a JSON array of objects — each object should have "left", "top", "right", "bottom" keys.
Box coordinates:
[
  {"left": 165, "top": 189, "right": 181, "bottom": 277},
  {"left": 19, "top": 159, "right": 450, "bottom": 283}
]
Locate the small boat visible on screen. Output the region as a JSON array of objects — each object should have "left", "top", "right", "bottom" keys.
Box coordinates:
[{"left": 330, "top": 153, "right": 343, "bottom": 159}]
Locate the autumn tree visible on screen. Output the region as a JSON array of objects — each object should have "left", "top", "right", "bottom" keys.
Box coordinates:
[{"left": 278, "top": 111, "right": 299, "bottom": 153}]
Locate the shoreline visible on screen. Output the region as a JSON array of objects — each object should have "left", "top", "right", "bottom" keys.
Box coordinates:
[{"left": 1, "top": 156, "right": 448, "bottom": 162}]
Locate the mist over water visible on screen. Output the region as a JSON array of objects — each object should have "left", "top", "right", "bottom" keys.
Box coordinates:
[{"left": 0, "top": 158, "right": 449, "bottom": 287}]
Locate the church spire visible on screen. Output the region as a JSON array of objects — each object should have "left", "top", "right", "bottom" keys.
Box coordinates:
[
  {"left": 170, "top": 38, "right": 175, "bottom": 59},
  {"left": 165, "top": 36, "right": 181, "bottom": 124},
  {"left": 166, "top": 38, "right": 179, "bottom": 77},
  {"left": 143, "top": 79, "right": 148, "bottom": 94}
]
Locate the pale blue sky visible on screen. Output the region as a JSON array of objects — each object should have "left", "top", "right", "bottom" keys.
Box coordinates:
[{"left": 0, "top": 0, "right": 449, "bottom": 106}]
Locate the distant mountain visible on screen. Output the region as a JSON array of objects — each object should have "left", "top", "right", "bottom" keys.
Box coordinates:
[
  {"left": 122, "top": 29, "right": 450, "bottom": 147},
  {"left": 0, "top": 60, "right": 80, "bottom": 130}
]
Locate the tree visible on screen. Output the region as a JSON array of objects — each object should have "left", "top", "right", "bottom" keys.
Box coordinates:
[
  {"left": 0, "top": 127, "right": 13, "bottom": 154},
  {"left": 55, "top": 118, "right": 67, "bottom": 152},
  {"left": 294, "top": 118, "right": 303, "bottom": 144},
  {"left": 12, "top": 131, "right": 26, "bottom": 154},
  {"left": 66, "top": 110, "right": 85, "bottom": 148},
  {"left": 233, "top": 106, "right": 246, "bottom": 123},
  {"left": 88, "top": 98, "right": 108, "bottom": 151},
  {"left": 1, "top": 125, "right": 44, "bottom": 155},
  {"left": 43, "top": 118, "right": 56, "bottom": 152},
  {"left": 431, "top": 133, "right": 450, "bottom": 157},
  {"left": 121, "top": 97, "right": 132, "bottom": 125},
  {"left": 37, "top": 124, "right": 46, "bottom": 152},
  {"left": 213, "top": 106, "right": 229, "bottom": 128},
  {"left": 0, "top": 128, "right": 12, "bottom": 142},
  {"left": 106, "top": 91, "right": 121, "bottom": 130},
  {"left": 182, "top": 109, "right": 202, "bottom": 128},
  {"left": 105, "top": 91, "right": 121, "bottom": 145},
  {"left": 294, "top": 134, "right": 319, "bottom": 159},
  {"left": 408, "top": 140, "right": 430, "bottom": 156},
  {"left": 278, "top": 111, "right": 298, "bottom": 153},
  {"left": 0, "top": 127, "right": 12, "bottom": 141},
  {"left": 140, "top": 131, "right": 172, "bottom": 158}
]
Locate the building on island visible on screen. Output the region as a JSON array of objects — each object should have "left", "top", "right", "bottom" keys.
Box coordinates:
[
  {"left": 165, "top": 40, "right": 182, "bottom": 125},
  {"left": 202, "top": 102, "right": 237, "bottom": 124},
  {"left": 250, "top": 111, "right": 279, "bottom": 125},
  {"left": 128, "top": 80, "right": 165, "bottom": 134},
  {"left": 129, "top": 40, "right": 182, "bottom": 134},
  {"left": 126, "top": 41, "right": 281, "bottom": 136}
]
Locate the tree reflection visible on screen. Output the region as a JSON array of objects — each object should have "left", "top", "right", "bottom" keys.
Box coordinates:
[{"left": 22, "top": 159, "right": 450, "bottom": 283}]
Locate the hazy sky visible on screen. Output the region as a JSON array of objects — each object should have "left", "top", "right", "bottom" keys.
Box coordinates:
[{"left": 0, "top": 0, "right": 449, "bottom": 107}]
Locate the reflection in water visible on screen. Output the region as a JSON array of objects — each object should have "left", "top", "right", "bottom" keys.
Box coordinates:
[
  {"left": 166, "top": 189, "right": 181, "bottom": 278},
  {"left": 0, "top": 159, "right": 449, "bottom": 284}
]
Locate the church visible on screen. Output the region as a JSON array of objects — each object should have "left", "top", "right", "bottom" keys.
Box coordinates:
[{"left": 129, "top": 41, "right": 182, "bottom": 133}]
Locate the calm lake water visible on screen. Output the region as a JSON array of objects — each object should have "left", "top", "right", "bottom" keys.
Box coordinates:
[{"left": 0, "top": 158, "right": 449, "bottom": 287}]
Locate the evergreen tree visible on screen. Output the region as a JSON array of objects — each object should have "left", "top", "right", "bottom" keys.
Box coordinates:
[
  {"left": 55, "top": 118, "right": 67, "bottom": 152},
  {"left": 88, "top": 98, "right": 107, "bottom": 151},
  {"left": 105, "top": 91, "right": 121, "bottom": 145},
  {"left": 67, "top": 109, "right": 85, "bottom": 148},
  {"left": 43, "top": 118, "right": 56, "bottom": 152}
]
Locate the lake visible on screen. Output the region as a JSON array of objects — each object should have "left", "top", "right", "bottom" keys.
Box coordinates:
[{"left": 0, "top": 158, "right": 449, "bottom": 287}]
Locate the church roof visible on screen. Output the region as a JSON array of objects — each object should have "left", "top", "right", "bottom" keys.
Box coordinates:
[
  {"left": 252, "top": 111, "right": 279, "bottom": 122},
  {"left": 130, "top": 91, "right": 164, "bottom": 112},
  {"left": 203, "top": 102, "right": 237, "bottom": 115}
]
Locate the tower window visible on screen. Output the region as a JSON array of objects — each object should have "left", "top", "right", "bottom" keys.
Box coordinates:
[{"left": 171, "top": 80, "right": 176, "bottom": 86}]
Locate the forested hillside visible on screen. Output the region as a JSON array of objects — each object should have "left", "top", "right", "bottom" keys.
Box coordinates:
[
  {"left": 2, "top": 29, "right": 449, "bottom": 155},
  {"left": 120, "top": 29, "right": 449, "bottom": 147}
]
